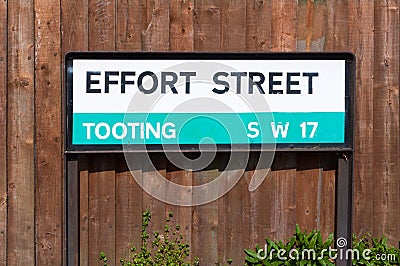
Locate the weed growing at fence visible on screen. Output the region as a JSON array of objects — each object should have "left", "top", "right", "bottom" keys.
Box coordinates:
[
  {"left": 244, "top": 224, "right": 400, "bottom": 266},
  {"left": 244, "top": 224, "right": 336, "bottom": 266},
  {"left": 100, "top": 210, "right": 198, "bottom": 265},
  {"left": 352, "top": 234, "right": 400, "bottom": 265}
]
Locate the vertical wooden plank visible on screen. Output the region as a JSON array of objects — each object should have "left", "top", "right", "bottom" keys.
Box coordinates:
[
  {"left": 192, "top": 164, "right": 219, "bottom": 265},
  {"left": 270, "top": 0, "right": 297, "bottom": 51},
  {"left": 245, "top": 1, "right": 273, "bottom": 251},
  {"left": 79, "top": 158, "right": 89, "bottom": 266},
  {"left": 372, "top": 0, "right": 400, "bottom": 244},
  {"left": 221, "top": 154, "right": 251, "bottom": 265},
  {"left": 141, "top": 0, "right": 169, "bottom": 259},
  {"left": 142, "top": 154, "right": 166, "bottom": 245},
  {"left": 194, "top": 0, "right": 221, "bottom": 51},
  {"left": 61, "top": 1, "right": 88, "bottom": 265},
  {"left": 297, "top": 0, "right": 327, "bottom": 52},
  {"left": 347, "top": 0, "right": 375, "bottom": 237},
  {"left": 61, "top": 0, "right": 89, "bottom": 52},
  {"left": 269, "top": 0, "right": 297, "bottom": 242},
  {"left": 87, "top": 1, "right": 117, "bottom": 264},
  {"left": 219, "top": 2, "right": 248, "bottom": 263},
  {"left": 165, "top": 163, "right": 193, "bottom": 263},
  {"left": 116, "top": 0, "right": 144, "bottom": 51},
  {"left": 220, "top": 0, "right": 246, "bottom": 51},
  {"left": 192, "top": 1, "right": 220, "bottom": 264},
  {"left": 325, "top": 0, "right": 348, "bottom": 51},
  {"left": 34, "top": 0, "right": 63, "bottom": 264},
  {"left": 319, "top": 153, "right": 336, "bottom": 239},
  {"left": 248, "top": 153, "right": 273, "bottom": 249},
  {"left": 246, "top": 0, "right": 272, "bottom": 51},
  {"left": 115, "top": 160, "right": 143, "bottom": 262},
  {"left": 142, "top": 0, "right": 169, "bottom": 51},
  {"left": 169, "top": 0, "right": 194, "bottom": 51},
  {"left": 296, "top": 153, "right": 319, "bottom": 231},
  {"left": 114, "top": 0, "right": 144, "bottom": 262},
  {"left": 88, "top": 157, "right": 116, "bottom": 266},
  {"left": 269, "top": 153, "right": 296, "bottom": 241},
  {"left": 7, "top": 0, "right": 35, "bottom": 265},
  {"left": 296, "top": 1, "right": 326, "bottom": 234},
  {"left": 0, "top": 0, "right": 7, "bottom": 263},
  {"left": 88, "top": 0, "right": 116, "bottom": 50},
  {"left": 167, "top": 3, "right": 194, "bottom": 262}
]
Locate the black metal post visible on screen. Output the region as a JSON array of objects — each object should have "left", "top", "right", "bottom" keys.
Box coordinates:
[
  {"left": 335, "top": 152, "right": 353, "bottom": 266},
  {"left": 65, "top": 155, "right": 79, "bottom": 266}
]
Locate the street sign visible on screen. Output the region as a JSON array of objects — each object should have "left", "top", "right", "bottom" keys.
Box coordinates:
[{"left": 65, "top": 52, "right": 354, "bottom": 152}]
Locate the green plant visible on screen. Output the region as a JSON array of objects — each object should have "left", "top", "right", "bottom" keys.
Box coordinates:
[
  {"left": 245, "top": 226, "right": 400, "bottom": 266},
  {"left": 244, "top": 224, "right": 335, "bottom": 266},
  {"left": 100, "top": 210, "right": 199, "bottom": 266},
  {"left": 352, "top": 234, "right": 400, "bottom": 265},
  {"left": 215, "top": 258, "right": 233, "bottom": 265}
]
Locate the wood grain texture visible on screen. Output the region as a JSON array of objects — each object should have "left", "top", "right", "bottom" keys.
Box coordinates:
[
  {"left": 220, "top": 154, "right": 251, "bottom": 264},
  {"left": 140, "top": 0, "right": 170, "bottom": 248},
  {"left": 269, "top": 0, "right": 297, "bottom": 242},
  {"left": 115, "top": 160, "right": 143, "bottom": 262},
  {"left": 296, "top": 153, "right": 319, "bottom": 231},
  {"left": 88, "top": 157, "right": 116, "bottom": 265},
  {"left": 372, "top": 0, "right": 400, "bottom": 244},
  {"left": 325, "top": 0, "right": 349, "bottom": 51},
  {"left": 348, "top": 0, "right": 375, "bottom": 237},
  {"left": 88, "top": 0, "right": 116, "bottom": 50},
  {"left": 246, "top": 0, "right": 272, "bottom": 51},
  {"left": 218, "top": 2, "right": 248, "bottom": 262},
  {"left": 297, "top": 0, "right": 327, "bottom": 51},
  {"left": 34, "top": 1, "right": 63, "bottom": 264},
  {"left": 7, "top": 1, "right": 35, "bottom": 265},
  {"left": 61, "top": 0, "right": 89, "bottom": 52},
  {"left": 142, "top": 153, "right": 166, "bottom": 249},
  {"left": 319, "top": 153, "right": 336, "bottom": 239},
  {"left": 167, "top": 4, "right": 195, "bottom": 262},
  {"left": 248, "top": 153, "right": 273, "bottom": 249},
  {"left": 269, "top": 153, "right": 296, "bottom": 242},
  {"left": 297, "top": 1, "right": 335, "bottom": 237},
  {"left": 142, "top": 0, "right": 169, "bottom": 51},
  {"left": 192, "top": 164, "right": 219, "bottom": 265},
  {"left": 271, "top": 0, "right": 297, "bottom": 51},
  {"left": 86, "top": 2, "right": 117, "bottom": 264},
  {"left": 194, "top": 0, "right": 221, "bottom": 51},
  {"left": 220, "top": 0, "right": 246, "bottom": 51},
  {"left": 116, "top": 0, "right": 144, "bottom": 51},
  {"left": 0, "top": 0, "right": 7, "bottom": 263},
  {"left": 61, "top": 1, "right": 89, "bottom": 265},
  {"left": 192, "top": 1, "right": 221, "bottom": 264},
  {"left": 165, "top": 162, "right": 193, "bottom": 262},
  {"left": 169, "top": 0, "right": 194, "bottom": 51},
  {"left": 245, "top": 2, "right": 273, "bottom": 251}
]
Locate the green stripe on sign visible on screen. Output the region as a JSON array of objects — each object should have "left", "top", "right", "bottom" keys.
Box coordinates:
[{"left": 72, "top": 112, "right": 345, "bottom": 145}]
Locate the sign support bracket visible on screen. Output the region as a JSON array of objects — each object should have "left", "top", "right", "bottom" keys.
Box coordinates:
[
  {"left": 335, "top": 151, "right": 353, "bottom": 266},
  {"left": 65, "top": 155, "right": 79, "bottom": 266}
]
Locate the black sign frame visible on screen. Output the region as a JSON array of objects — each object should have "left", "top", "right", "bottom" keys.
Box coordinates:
[{"left": 65, "top": 52, "right": 355, "bottom": 153}]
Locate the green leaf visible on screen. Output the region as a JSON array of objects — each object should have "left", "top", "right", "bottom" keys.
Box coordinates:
[
  {"left": 245, "top": 249, "right": 259, "bottom": 258},
  {"left": 317, "top": 231, "right": 323, "bottom": 246},
  {"left": 245, "top": 255, "right": 260, "bottom": 264}
]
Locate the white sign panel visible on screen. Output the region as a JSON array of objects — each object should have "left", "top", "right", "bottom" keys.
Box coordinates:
[{"left": 65, "top": 53, "right": 354, "bottom": 151}]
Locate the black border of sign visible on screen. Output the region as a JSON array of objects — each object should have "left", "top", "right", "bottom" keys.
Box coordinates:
[{"left": 65, "top": 52, "right": 355, "bottom": 153}]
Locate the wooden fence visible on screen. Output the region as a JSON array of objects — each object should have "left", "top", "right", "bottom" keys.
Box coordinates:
[{"left": 0, "top": 0, "right": 399, "bottom": 265}]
